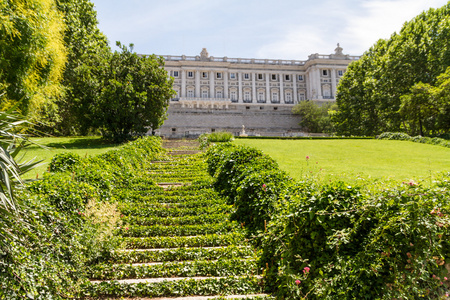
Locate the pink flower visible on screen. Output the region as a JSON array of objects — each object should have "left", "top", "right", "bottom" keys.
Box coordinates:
[
  {"left": 432, "top": 275, "right": 437, "bottom": 279},
  {"left": 262, "top": 184, "right": 267, "bottom": 191},
  {"left": 306, "top": 156, "right": 310, "bottom": 161},
  {"left": 295, "top": 279, "right": 301, "bottom": 285},
  {"left": 406, "top": 252, "right": 412, "bottom": 258},
  {"left": 444, "top": 277, "right": 448, "bottom": 281},
  {"left": 303, "top": 267, "right": 310, "bottom": 274}
]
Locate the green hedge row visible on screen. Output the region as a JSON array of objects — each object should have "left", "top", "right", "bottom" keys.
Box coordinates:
[
  {"left": 1, "top": 136, "right": 165, "bottom": 300},
  {"left": 235, "top": 136, "right": 375, "bottom": 140},
  {"left": 205, "top": 143, "right": 450, "bottom": 299},
  {"left": 378, "top": 132, "right": 450, "bottom": 148}
]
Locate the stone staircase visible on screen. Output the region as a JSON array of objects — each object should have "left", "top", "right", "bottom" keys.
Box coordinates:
[{"left": 83, "top": 141, "right": 271, "bottom": 299}]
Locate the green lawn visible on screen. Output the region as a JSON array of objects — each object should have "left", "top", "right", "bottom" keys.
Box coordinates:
[
  {"left": 20, "top": 136, "right": 120, "bottom": 179},
  {"left": 234, "top": 138, "right": 450, "bottom": 185}
]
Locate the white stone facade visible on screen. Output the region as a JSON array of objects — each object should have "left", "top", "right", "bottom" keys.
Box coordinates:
[
  {"left": 151, "top": 45, "right": 360, "bottom": 138},
  {"left": 162, "top": 44, "right": 359, "bottom": 107}
]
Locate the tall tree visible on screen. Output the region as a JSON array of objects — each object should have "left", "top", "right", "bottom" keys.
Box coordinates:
[
  {"left": 0, "top": 0, "right": 66, "bottom": 121},
  {"left": 86, "top": 43, "right": 175, "bottom": 142},
  {"left": 333, "top": 2, "right": 450, "bottom": 136},
  {"left": 40, "top": 0, "right": 110, "bottom": 135}
]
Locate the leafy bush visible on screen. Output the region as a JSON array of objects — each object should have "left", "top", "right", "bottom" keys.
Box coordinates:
[
  {"left": 49, "top": 152, "right": 82, "bottom": 172},
  {"left": 198, "top": 131, "right": 234, "bottom": 149},
  {"left": 206, "top": 141, "right": 450, "bottom": 299},
  {"left": 379, "top": 132, "right": 450, "bottom": 148},
  {"left": 2, "top": 136, "right": 165, "bottom": 299},
  {"left": 262, "top": 178, "right": 450, "bottom": 299}
]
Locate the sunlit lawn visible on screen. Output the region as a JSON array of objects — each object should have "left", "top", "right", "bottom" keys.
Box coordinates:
[
  {"left": 20, "top": 136, "right": 120, "bottom": 179},
  {"left": 234, "top": 138, "right": 450, "bottom": 185}
]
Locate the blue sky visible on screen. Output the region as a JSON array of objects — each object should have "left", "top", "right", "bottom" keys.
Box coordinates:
[{"left": 91, "top": 0, "right": 449, "bottom": 60}]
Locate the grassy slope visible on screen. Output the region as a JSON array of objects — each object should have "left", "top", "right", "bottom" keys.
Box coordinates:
[
  {"left": 19, "top": 136, "right": 120, "bottom": 179},
  {"left": 234, "top": 139, "right": 450, "bottom": 184}
]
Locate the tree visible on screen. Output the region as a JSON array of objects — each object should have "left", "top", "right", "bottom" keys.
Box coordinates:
[
  {"left": 45, "top": 0, "right": 110, "bottom": 135},
  {"left": 0, "top": 0, "right": 66, "bottom": 121},
  {"left": 87, "top": 43, "right": 175, "bottom": 142},
  {"left": 333, "top": 3, "right": 450, "bottom": 136},
  {"left": 292, "top": 101, "right": 336, "bottom": 133}
]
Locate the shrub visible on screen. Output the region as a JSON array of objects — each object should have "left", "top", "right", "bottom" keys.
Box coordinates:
[
  {"left": 49, "top": 152, "right": 83, "bottom": 172},
  {"left": 206, "top": 140, "right": 450, "bottom": 299},
  {"left": 261, "top": 179, "right": 450, "bottom": 299},
  {"left": 199, "top": 132, "right": 234, "bottom": 149},
  {"left": 206, "top": 143, "right": 279, "bottom": 203},
  {"left": 379, "top": 132, "right": 450, "bottom": 148}
]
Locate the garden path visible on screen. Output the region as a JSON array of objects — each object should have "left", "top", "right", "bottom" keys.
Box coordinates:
[{"left": 85, "top": 140, "right": 271, "bottom": 299}]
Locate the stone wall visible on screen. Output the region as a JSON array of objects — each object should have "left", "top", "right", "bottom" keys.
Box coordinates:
[{"left": 156, "top": 102, "right": 303, "bottom": 138}]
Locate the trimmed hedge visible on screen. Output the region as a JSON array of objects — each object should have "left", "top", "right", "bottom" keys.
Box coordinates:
[
  {"left": 205, "top": 143, "right": 450, "bottom": 299},
  {"left": 378, "top": 132, "right": 450, "bottom": 148},
  {"left": 2, "top": 136, "right": 166, "bottom": 300}
]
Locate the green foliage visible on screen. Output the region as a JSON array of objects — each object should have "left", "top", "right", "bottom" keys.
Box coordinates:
[
  {"left": 199, "top": 131, "right": 234, "bottom": 149},
  {"left": 123, "top": 232, "right": 245, "bottom": 249},
  {"left": 88, "top": 258, "right": 257, "bottom": 280},
  {"left": 292, "top": 101, "right": 336, "bottom": 133},
  {"left": 110, "top": 245, "right": 254, "bottom": 264},
  {"left": 67, "top": 43, "right": 175, "bottom": 142},
  {"left": 205, "top": 143, "right": 293, "bottom": 235},
  {"left": 379, "top": 132, "right": 450, "bottom": 148},
  {"left": 333, "top": 3, "right": 450, "bottom": 136},
  {"left": 82, "top": 276, "right": 262, "bottom": 298},
  {"left": 49, "top": 151, "right": 82, "bottom": 172},
  {"left": 46, "top": 0, "right": 110, "bottom": 135},
  {"left": 0, "top": 0, "right": 66, "bottom": 120},
  {"left": 2, "top": 136, "right": 165, "bottom": 299},
  {"left": 206, "top": 142, "right": 450, "bottom": 299}
]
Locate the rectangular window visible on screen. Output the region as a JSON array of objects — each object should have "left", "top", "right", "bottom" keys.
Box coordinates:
[
  {"left": 258, "top": 74, "right": 263, "bottom": 80},
  {"left": 230, "top": 73, "right": 236, "bottom": 79},
  {"left": 202, "top": 72, "right": 208, "bottom": 79},
  {"left": 188, "top": 71, "right": 194, "bottom": 78},
  {"left": 298, "top": 75, "right": 303, "bottom": 81},
  {"left": 230, "top": 91, "right": 237, "bottom": 101},
  {"left": 216, "top": 91, "right": 223, "bottom": 98},
  {"left": 272, "top": 92, "right": 278, "bottom": 102},
  {"left": 338, "top": 70, "right": 344, "bottom": 76},
  {"left": 322, "top": 70, "right": 328, "bottom": 76},
  {"left": 244, "top": 73, "right": 250, "bottom": 80},
  {"left": 187, "top": 90, "right": 194, "bottom": 97},
  {"left": 258, "top": 92, "right": 264, "bottom": 101},
  {"left": 286, "top": 92, "right": 292, "bottom": 103},
  {"left": 244, "top": 91, "right": 251, "bottom": 101},
  {"left": 271, "top": 74, "right": 277, "bottom": 81},
  {"left": 216, "top": 72, "right": 222, "bottom": 79},
  {"left": 285, "top": 74, "right": 290, "bottom": 81},
  {"left": 202, "top": 90, "right": 208, "bottom": 98},
  {"left": 173, "top": 71, "right": 179, "bottom": 78}
]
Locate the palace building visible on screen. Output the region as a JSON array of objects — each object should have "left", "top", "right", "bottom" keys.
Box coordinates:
[{"left": 155, "top": 44, "right": 360, "bottom": 138}]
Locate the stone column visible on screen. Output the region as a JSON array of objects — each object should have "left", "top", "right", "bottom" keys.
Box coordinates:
[
  {"left": 210, "top": 71, "right": 215, "bottom": 99},
  {"left": 195, "top": 70, "right": 200, "bottom": 98},
  {"left": 331, "top": 69, "right": 337, "bottom": 99},
  {"left": 252, "top": 73, "right": 256, "bottom": 102},
  {"left": 293, "top": 74, "right": 298, "bottom": 103},
  {"left": 265, "top": 73, "right": 270, "bottom": 103},
  {"left": 181, "top": 70, "right": 186, "bottom": 98},
  {"left": 279, "top": 73, "right": 285, "bottom": 103},
  {"left": 238, "top": 72, "right": 243, "bottom": 103},
  {"left": 316, "top": 69, "right": 323, "bottom": 100},
  {"left": 224, "top": 71, "right": 229, "bottom": 99}
]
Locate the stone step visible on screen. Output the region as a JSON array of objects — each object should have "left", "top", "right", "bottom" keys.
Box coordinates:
[
  {"left": 115, "top": 257, "right": 254, "bottom": 267},
  {"left": 117, "top": 246, "right": 233, "bottom": 252},
  {"left": 147, "top": 294, "right": 271, "bottom": 300},
  {"left": 91, "top": 275, "right": 262, "bottom": 285}
]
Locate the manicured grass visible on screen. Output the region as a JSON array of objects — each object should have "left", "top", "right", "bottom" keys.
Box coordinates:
[
  {"left": 234, "top": 138, "right": 450, "bottom": 184},
  {"left": 19, "top": 136, "right": 120, "bottom": 179}
]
